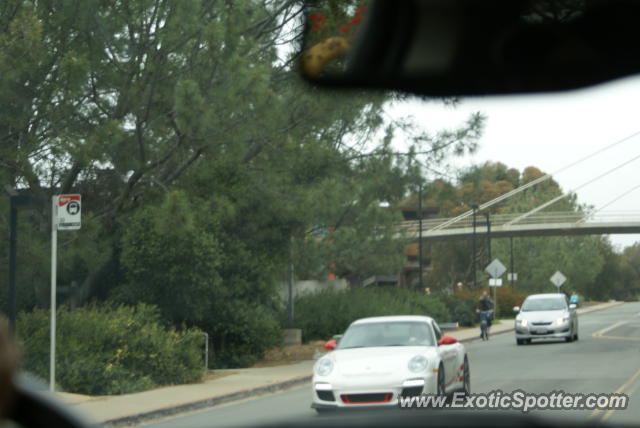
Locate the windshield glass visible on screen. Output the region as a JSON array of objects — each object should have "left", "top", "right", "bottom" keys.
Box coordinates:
[
  {"left": 3, "top": 2, "right": 640, "bottom": 427},
  {"left": 338, "top": 321, "right": 435, "bottom": 348},
  {"left": 522, "top": 298, "right": 567, "bottom": 312}
]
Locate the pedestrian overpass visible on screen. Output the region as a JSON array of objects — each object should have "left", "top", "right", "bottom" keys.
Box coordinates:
[{"left": 402, "top": 211, "right": 640, "bottom": 241}]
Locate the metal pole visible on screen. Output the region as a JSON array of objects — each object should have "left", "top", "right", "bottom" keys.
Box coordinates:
[
  {"left": 485, "top": 212, "right": 491, "bottom": 263},
  {"left": 418, "top": 183, "right": 423, "bottom": 291},
  {"left": 484, "top": 212, "right": 498, "bottom": 317},
  {"left": 472, "top": 206, "right": 477, "bottom": 288},
  {"left": 50, "top": 196, "right": 57, "bottom": 392},
  {"left": 203, "top": 332, "right": 209, "bottom": 372},
  {"left": 510, "top": 237, "right": 514, "bottom": 287},
  {"left": 287, "top": 235, "right": 294, "bottom": 328},
  {"left": 485, "top": 212, "right": 496, "bottom": 317},
  {"left": 8, "top": 197, "right": 17, "bottom": 334}
]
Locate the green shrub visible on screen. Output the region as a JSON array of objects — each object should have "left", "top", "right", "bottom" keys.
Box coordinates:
[
  {"left": 17, "top": 303, "right": 204, "bottom": 395},
  {"left": 208, "top": 300, "right": 282, "bottom": 368},
  {"left": 495, "top": 287, "right": 527, "bottom": 318},
  {"left": 454, "top": 287, "right": 527, "bottom": 320},
  {"left": 292, "top": 287, "right": 449, "bottom": 342},
  {"left": 436, "top": 293, "right": 476, "bottom": 326}
]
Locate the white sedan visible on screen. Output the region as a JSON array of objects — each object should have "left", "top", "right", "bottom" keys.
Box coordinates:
[{"left": 311, "top": 315, "right": 470, "bottom": 411}]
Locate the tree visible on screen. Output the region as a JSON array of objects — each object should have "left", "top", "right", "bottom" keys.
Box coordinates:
[
  {"left": 589, "top": 243, "right": 640, "bottom": 301},
  {"left": 1, "top": 0, "right": 309, "bottom": 307},
  {"left": 0, "top": 0, "right": 485, "bottom": 366},
  {"left": 114, "top": 191, "right": 222, "bottom": 325}
]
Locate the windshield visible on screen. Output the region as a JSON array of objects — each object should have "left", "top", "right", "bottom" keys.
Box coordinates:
[
  {"left": 521, "top": 298, "right": 567, "bottom": 312},
  {"left": 2, "top": 1, "right": 640, "bottom": 428},
  {"left": 338, "top": 322, "right": 435, "bottom": 348}
]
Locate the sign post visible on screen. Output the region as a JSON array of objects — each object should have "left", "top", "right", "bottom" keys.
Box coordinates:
[
  {"left": 550, "top": 271, "right": 566, "bottom": 294},
  {"left": 50, "top": 194, "right": 81, "bottom": 392},
  {"left": 485, "top": 258, "right": 507, "bottom": 317}
]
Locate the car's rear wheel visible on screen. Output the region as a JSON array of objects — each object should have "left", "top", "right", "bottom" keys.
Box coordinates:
[
  {"left": 574, "top": 332, "right": 579, "bottom": 341},
  {"left": 462, "top": 356, "right": 470, "bottom": 396},
  {"left": 437, "top": 364, "right": 446, "bottom": 396}
]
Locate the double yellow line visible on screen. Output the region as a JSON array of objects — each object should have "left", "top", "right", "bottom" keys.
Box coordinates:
[
  {"left": 590, "top": 319, "right": 640, "bottom": 422},
  {"left": 592, "top": 320, "right": 640, "bottom": 342},
  {"left": 589, "top": 367, "right": 640, "bottom": 422}
]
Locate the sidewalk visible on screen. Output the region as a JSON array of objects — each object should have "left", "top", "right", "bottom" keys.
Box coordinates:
[{"left": 48, "top": 300, "right": 624, "bottom": 426}]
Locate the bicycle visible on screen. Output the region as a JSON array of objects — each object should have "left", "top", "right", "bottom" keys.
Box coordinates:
[{"left": 479, "top": 310, "right": 493, "bottom": 341}]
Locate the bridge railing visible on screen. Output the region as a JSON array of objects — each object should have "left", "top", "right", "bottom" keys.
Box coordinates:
[{"left": 401, "top": 210, "right": 640, "bottom": 233}]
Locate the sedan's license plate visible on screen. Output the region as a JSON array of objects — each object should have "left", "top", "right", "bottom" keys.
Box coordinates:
[{"left": 533, "top": 329, "right": 550, "bottom": 334}]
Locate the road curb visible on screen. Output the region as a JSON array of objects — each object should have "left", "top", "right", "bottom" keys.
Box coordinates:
[
  {"left": 102, "top": 375, "right": 312, "bottom": 427},
  {"left": 576, "top": 301, "right": 625, "bottom": 315}
]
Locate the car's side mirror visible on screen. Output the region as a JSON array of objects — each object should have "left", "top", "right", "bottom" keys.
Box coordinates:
[
  {"left": 323, "top": 339, "right": 337, "bottom": 350},
  {"left": 513, "top": 306, "right": 520, "bottom": 313},
  {"left": 569, "top": 304, "right": 577, "bottom": 310},
  {"left": 438, "top": 335, "right": 457, "bottom": 346}
]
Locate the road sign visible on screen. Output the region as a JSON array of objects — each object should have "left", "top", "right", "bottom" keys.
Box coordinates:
[
  {"left": 485, "top": 258, "right": 507, "bottom": 278},
  {"left": 55, "top": 194, "right": 81, "bottom": 230},
  {"left": 50, "top": 194, "right": 81, "bottom": 392},
  {"left": 550, "top": 271, "right": 567, "bottom": 288},
  {"left": 489, "top": 278, "right": 503, "bottom": 287},
  {"left": 507, "top": 273, "right": 518, "bottom": 281}
]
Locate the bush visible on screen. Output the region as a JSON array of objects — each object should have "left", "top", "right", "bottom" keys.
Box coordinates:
[
  {"left": 17, "top": 303, "right": 204, "bottom": 395},
  {"left": 435, "top": 293, "right": 476, "bottom": 326},
  {"left": 292, "top": 287, "right": 449, "bottom": 342},
  {"left": 208, "top": 300, "right": 282, "bottom": 368},
  {"left": 495, "top": 287, "right": 527, "bottom": 318},
  {"left": 454, "top": 287, "right": 527, "bottom": 320}
]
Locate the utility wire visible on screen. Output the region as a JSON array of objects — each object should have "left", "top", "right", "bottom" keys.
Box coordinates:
[
  {"left": 505, "top": 150, "right": 640, "bottom": 225},
  {"left": 430, "top": 129, "right": 640, "bottom": 231},
  {"left": 578, "top": 182, "right": 640, "bottom": 221}
]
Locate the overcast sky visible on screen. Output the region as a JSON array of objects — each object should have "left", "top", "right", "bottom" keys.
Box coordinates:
[{"left": 389, "top": 75, "right": 640, "bottom": 251}]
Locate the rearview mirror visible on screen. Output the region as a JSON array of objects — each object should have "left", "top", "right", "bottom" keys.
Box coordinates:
[
  {"left": 300, "top": 0, "right": 640, "bottom": 96},
  {"left": 438, "top": 335, "right": 458, "bottom": 346},
  {"left": 323, "top": 339, "right": 337, "bottom": 350},
  {"left": 513, "top": 306, "right": 520, "bottom": 313}
]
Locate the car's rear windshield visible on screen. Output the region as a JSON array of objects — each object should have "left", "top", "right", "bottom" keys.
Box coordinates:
[
  {"left": 338, "top": 321, "right": 435, "bottom": 349},
  {"left": 521, "top": 298, "right": 567, "bottom": 312}
]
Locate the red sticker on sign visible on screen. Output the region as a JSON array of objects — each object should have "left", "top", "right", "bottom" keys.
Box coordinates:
[{"left": 58, "top": 194, "right": 81, "bottom": 206}]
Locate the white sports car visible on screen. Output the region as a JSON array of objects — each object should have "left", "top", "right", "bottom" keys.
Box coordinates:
[{"left": 311, "top": 315, "right": 470, "bottom": 411}]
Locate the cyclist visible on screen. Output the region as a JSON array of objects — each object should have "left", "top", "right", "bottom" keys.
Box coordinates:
[
  {"left": 476, "top": 290, "right": 495, "bottom": 340},
  {"left": 569, "top": 291, "right": 579, "bottom": 307}
]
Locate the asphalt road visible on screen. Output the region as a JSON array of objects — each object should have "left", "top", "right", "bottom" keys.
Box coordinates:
[{"left": 141, "top": 302, "right": 640, "bottom": 427}]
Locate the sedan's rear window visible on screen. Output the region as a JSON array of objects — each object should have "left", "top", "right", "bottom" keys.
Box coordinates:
[
  {"left": 338, "top": 321, "right": 434, "bottom": 349},
  {"left": 521, "top": 298, "right": 567, "bottom": 311}
]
